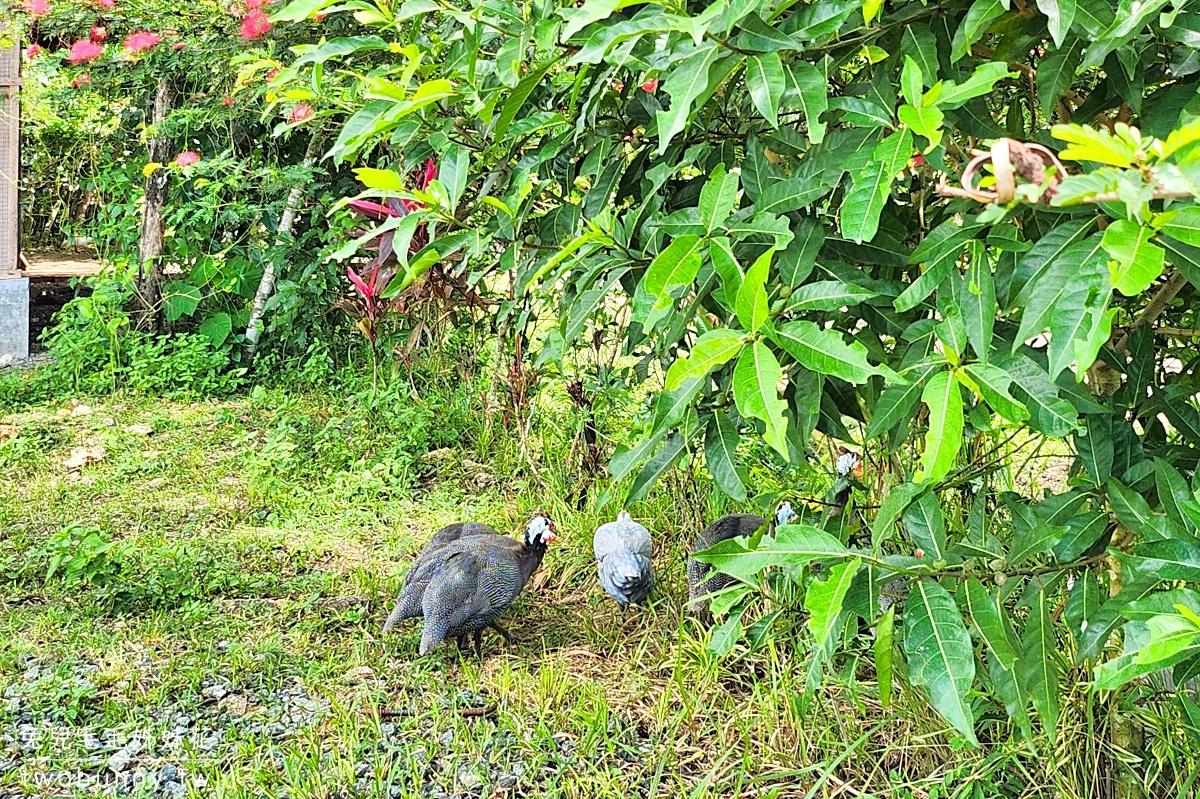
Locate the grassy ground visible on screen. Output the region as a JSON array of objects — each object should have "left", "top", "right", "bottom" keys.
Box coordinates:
[{"left": 0, "top": 388, "right": 1081, "bottom": 798}]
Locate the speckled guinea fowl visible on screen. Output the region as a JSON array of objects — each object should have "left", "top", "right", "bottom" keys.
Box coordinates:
[
  {"left": 687, "top": 501, "right": 797, "bottom": 614},
  {"left": 382, "top": 521, "right": 498, "bottom": 633},
  {"left": 593, "top": 510, "right": 653, "bottom": 607},
  {"left": 398, "top": 512, "right": 556, "bottom": 658}
]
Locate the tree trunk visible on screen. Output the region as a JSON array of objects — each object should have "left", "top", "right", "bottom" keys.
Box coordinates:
[
  {"left": 135, "top": 79, "right": 173, "bottom": 332},
  {"left": 242, "top": 129, "right": 326, "bottom": 364}
]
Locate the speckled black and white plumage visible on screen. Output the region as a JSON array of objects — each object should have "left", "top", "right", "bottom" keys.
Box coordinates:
[
  {"left": 593, "top": 510, "right": 654, "bottom": 607},
  {"left": 686, "top": 501, "right": 796, "bottom": 614},
  {"left": 382, "top": 521, "right": 498, "bottom": 633},
  {"left": 387, "top": 512, "right": 556, "bottom": 658}
]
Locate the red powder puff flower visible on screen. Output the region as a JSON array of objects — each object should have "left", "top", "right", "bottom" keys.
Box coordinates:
[
  {"left": 90, "top": 26, "right": 107, "bottom": 42},
  {"left": 288, "top": 103, "right": 314, "bottom": 123},
  {"left": 314, "top": 11, "right": 325, "bottom": 20},
  {"left": 95, "top": 0, "right": 114, "bottom": 6},
  {"left": 641, "top": 77, "right": 658, "bottom": 93},
  {"left": 71, "top": 73, "right": 92, "bottom": 87},
  {"left": 68, "top": 39, "right": 104, "bottom": 64},
  {"left": 221, "top": 96, "right": 235, "bottom": 106},
  {"left": 174, "top": 151, "right": 200, "bottom": 167},
  {"left": 123, "top": 31, "right": 162, "bottom": 54},
  {"left": 244, "top": 0, "right": 264, "bottom": 8},
  {"left": 239, "top": 10, "right": 271, "bottom": 39},
  {"left": 265, "top": 68, "right": 279, "bottom": 80},
  {"left": 173, "top": 42, "right": 186, "bottom": 50},
  {"left": 24, "top": 44, "right": 42, "bottom": 60},
  {"left": 23, "top": 0, "right": 50, "bottom": 16}
]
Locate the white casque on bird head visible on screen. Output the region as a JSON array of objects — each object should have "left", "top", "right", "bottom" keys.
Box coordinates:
[
  {"left": 525, "top": 511, "right": 557, "bottom": 546},
  {"left": 617, "top": 509, "right": 632, "bottom": 522},
  {"left": 774, "top": 500, "right": 797, "bottom": 528}
]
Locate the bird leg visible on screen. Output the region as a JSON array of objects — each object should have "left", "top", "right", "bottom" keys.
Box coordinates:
[
  {"left": 488, "top": 622, "right": 513, "bottom": 643},
  {"left": 455, "top": 635, "right": 469, "bottom": 651},
  {"left": 472, "top": 629, "right": 484, "bottom": 660}
]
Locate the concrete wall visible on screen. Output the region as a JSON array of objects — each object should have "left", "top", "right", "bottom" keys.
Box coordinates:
[{"left": 0, "top": 277, "right": 29, "bottom": 361}]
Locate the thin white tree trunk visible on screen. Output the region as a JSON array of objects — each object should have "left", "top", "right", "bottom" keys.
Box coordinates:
[{"left": 243, "top": 130, "right": 325, "bottom": 363}]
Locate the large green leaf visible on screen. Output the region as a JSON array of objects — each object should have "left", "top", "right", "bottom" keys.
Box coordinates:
[
  {"left": 736, "top": 249, "right": 772, "bottom": 334},
  {"left": 867, "top": 366, "right": 934, "bottom": 439},
  {"left": 807, "top": 558, "right": 862, "bottom": 650},
  {"left": 705, "top": 411, "right": 747, "bottom": 501},
  {"left": 876, "top": 606, "right": 896, "bottom": 708},
  {"left": 733, "top": 342, "right": 791, "bottom": 460},
  {"left": 774, "top": 321, "right": 903, "bottom": 385},
  {"left": 872, "top": 481, "right": 926, "bottom": 547},
  {"left": 1037, "top": 42, "right": 1083, "bottom": 117},
  {"left": 903, "top": 579, "right": 979, "bottom": 745},
  {"left": 903, "top": 491, "right": 947, "bottom": 561},
  {"left": 955, "top": 252, "right": 997, "bottom": 362},
  {"left": 664, "top": 329, "right": 747, "bottom": 390},
  {"left": 961, "top": 364, "right": 1030, "bottom": 423},
  {"left": 1021, "top": 577, "right": 1061, "bottom": 738},
  {"left": 782, "top": 61, "right": 829, "bottom": 144},
  {"left": 1159, "top": 207, "right": 1200, "bottom": 248},
  {"left": 655, "top": 44, "right": 721, "bottom": 154},
  {"left": 643, "top": 235, "right": 704, "bottom": 307},
  {"left": 747, "top": 53, "right": 785, "bottom": 128},
  {"left": 916, "top": 371, "right": 964, "bottom": 485},
  {"left": 1102, "top": 220, "right": 1165, "bottom": 296},
  {"left": 1107, "top": 477, "right": 1154, "bottom": 534},
  {"left": 786, "top": 281, "right": 878, "bottom": 312},
  {"left": 934, "top": 62, "right": 1016, "bottom": 110},
  {"left": 1075, "top": 415, "right": 1114, "bottom": 485},
  {"left": 699, "top": 165, "right": 740, "bottom": 235},
  {"left": 952, "top": 0, "right": 1007, "bottom": 61},
  {"left": 1037, "top": 0, "right": 1077, "bottom": 46},
  {"left": 963, "top": 578, "right": 1021, "bottom": 669},
  {"left": 839, "top": 129, "right": 914, "bottom": 245},
  {"left": 1127, "top": 540, "right": 1200, "bottom": 583},
  {"left": 692, "top": 523, "right": 851, "bottom": 584}
]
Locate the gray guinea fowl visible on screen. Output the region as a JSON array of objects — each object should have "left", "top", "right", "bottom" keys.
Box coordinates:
[
  {"left": 687, "top": 501, "right": 796, "bottom": 613},
  {"left": 386, "top": 512, "right": 557, "bottom": 658},
  {"left": 593, "top": 510, "right": 654, "bottom": 607}
]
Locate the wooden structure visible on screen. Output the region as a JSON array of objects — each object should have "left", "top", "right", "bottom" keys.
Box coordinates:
[{"left": 1, "top": 42, "right": 19, "bottom": 276}]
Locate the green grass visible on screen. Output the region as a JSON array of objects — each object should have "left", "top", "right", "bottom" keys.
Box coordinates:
[{"left": 0, "top": 388, "right": 1127, "bottom": 798}]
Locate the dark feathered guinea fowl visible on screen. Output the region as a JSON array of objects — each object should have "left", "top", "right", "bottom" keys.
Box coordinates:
[
  {"left": 826, "top": 447, "right": 863, "bottom": 520},
  {"left": 593, "top": 510, "right": 653, "bottom": 607},
  {"left": 387, "top": 511, "right": 557, "bottom": 659},
  {"left": 383, "top": 521, "right": 498, "bottom": 633},
  {"left": 687, "top": 501, "right": 797, "bottom": 614}
]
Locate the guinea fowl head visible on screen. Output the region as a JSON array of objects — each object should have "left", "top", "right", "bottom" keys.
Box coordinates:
[
  {"left": 835, "top": 447, "right": 863, "bottom": 478},
  {"left": 616, "top": 509, "right": 632, "bottom": 523},
  {"left": 524, "top": 511, "right": 557, "bottom": 548},
  {"left": 774, "top": 500, "right": 797, "bottom": 528}
]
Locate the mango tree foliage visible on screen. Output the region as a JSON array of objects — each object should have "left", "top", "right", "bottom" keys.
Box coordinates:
[{"left": 273, "top": 0, "right": 1200, "bottom": 752}]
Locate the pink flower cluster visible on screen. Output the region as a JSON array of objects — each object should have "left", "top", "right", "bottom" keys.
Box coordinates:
[
  {"left": 68, "top": 39, "right": 103, "bottom": 64},
  {"left": 123, "top": 30, "right": 162, "bottom": 54},
  {"left": 174, "top": 151, "right": 201, "bottom": 167},
  {"left": 288, "top": 103, "right": 314, "bottom": 123},
  {"left": 22, "top": 0, "right": 50, "bottom": 16},
  {"left": 239, "top": 0, "right": 272, "bottom": 39}
]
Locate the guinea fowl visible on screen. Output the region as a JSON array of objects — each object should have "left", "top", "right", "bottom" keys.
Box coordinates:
[
  {"left": 825, "top": 447, "right": 863, "bottom": 520},
  {"left": 385, "top": 511, "right": 557, "bottom": 658},
  {"left": 383, "top": 520, "right": 498, "bottom": 632},
  {"left": 687, "top": 501, "right": 797, "bottom": 613},
  {"left": 593, "top": 510, "right": 654, "bottom": 608}
]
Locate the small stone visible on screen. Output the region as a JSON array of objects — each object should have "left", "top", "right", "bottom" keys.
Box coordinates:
[
  {"left": 125, "top": 423, "right": 154, "bottom": 436},
  {"left": 15, "top": 653, "right": 35, "bottom": 669},
  {"left": 343, "top": 666, "right": 375, "bottom": 686},
  {"left": 106, "top": 748, "right": 135, "bottom": 773},
  {"left": 456, "top": 769, "right": 482, "bottom": 790},
  {"left": 22, "top": 666, "right": 39, "bottom": 682},
  {"left": 390, "top": 786, "right": 404, "bottom": 799},
  {"left": 163, "top": 782, "right": 185, "bottom": 799},
  {"left": 70, "top": 405, "right": 93, "bottom": 417},
  {"left": 82, "top": 731, "right": 106, "bottom": 751},
  {"left": 497, "top": 773, "right": 517, "bottom": 789},
  {"left": 199, "top": 734, "right": 221, "bottom": 752},
  {"left": 202, "top": 684, "right": 229, "bottom": 701},
  {"left": 439, "top": 730, "right": 454, "bottom": 746},
  {"left": 160, "top": 764, "right": 178, "bottom": 784},
  {"left": 217, "top": 640, "right": 230, "bottom": 651},
  {"left": 354, "top": 762, "right": 371, "bottom": 778}
]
